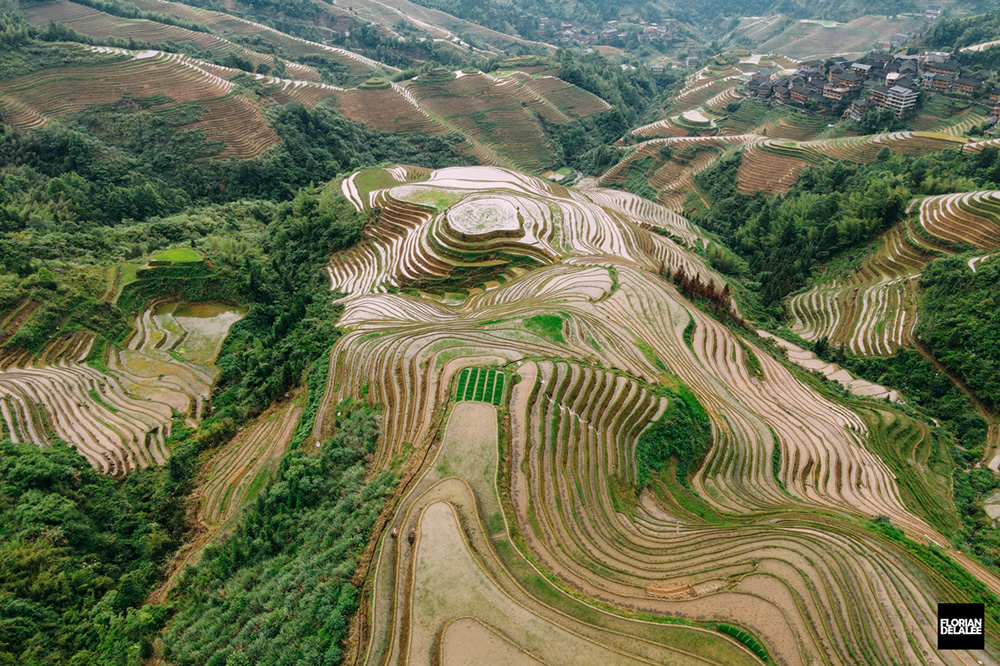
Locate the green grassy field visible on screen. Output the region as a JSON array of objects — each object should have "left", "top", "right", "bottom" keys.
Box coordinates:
[{"left": 156, "top": 247, "right": 203, "bottom": 263}]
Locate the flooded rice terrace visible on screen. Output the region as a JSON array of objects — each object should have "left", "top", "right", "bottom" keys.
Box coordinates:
[
  {"left": 0, "top": 299, "right": 247, "bottom": 475},
  {"left": 154, "top": 301, "right": 247, "bottom": 365}
]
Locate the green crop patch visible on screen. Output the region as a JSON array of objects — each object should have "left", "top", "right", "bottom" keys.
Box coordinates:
[
  {"left": 523, "top": 313, "right": 566, "bottom": 344},
  {"left": 456, "top": 367, "right": 506, "bottom": 406},
  {"left": 155, "top": 247, "right": 203, "bottom": 263}
]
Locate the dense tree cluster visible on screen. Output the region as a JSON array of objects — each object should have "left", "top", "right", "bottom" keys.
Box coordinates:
[
  {"left": 856, "top": 109, "right": 908, "bottom": 136},
  {"left": 0, "top": 432, "right": 200, "bottom": 663},
  {"left": 0, "top": 100, "right": 469, "bottom": 275},
  {"left": 919, "top": 256, "right": 1000, "bottom": 413},
  {"left": 542, "top": 49, "right": 678, "bottom": 174},
  {"left": 823, "top": 346, "right": 988, "bottom": 450},
  {"left": 162, "top": 404, "right": 395, "bottom": 665},
  {"left": 635, "top": 386, "right": 711, "bottom": 487},
  {"left": 926, "top": 8, "right": 1000, "bottom": 50},
  {"left": 661, "top": 264, "right": 743, "bottom": 327},
  {"left": 0, "top": 181, "right": 381, "bottom": 664}
]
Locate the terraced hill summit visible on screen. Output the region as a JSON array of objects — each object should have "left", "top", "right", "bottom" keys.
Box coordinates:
[{"left": 313, "top": 165, "right": 1000, "bottom": 665}]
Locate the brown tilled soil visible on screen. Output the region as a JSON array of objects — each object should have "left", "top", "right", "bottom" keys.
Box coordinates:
[{"left": 342, "top": 400, "right": 452, "bottom": 665}]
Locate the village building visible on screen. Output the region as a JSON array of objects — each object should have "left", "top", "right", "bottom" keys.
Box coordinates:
[
  {"left": 925, "top": 59, "right": 960, "bottom": 76},
  {"left": 831, "top": 70, "right": 863, "bottom": 90},
  {"left": 870, "top": 84, "right": 919, "bottom": 117},
  {"left": 847, "top": 97, "right": 871, "bottom": 121},
  {"left": 823, "top": 83, "right": 850, "bottom": 101},
  {"left": 953, "top": 76, "right": 983, "bottom": 96}
]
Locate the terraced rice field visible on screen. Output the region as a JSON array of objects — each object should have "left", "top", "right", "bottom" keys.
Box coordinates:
[
  {"left": 609, "top": 129, "right": 971, "bottom": 200},
  {"left": 613, "top": 82, "right": 973, "bottom": 202},
  {"left": 631, "top": 63, "right": 752, "bottom": 142},
  {"left": 673, "top": 73, "right": 744, "bottom": 114},
  {"left": 22, "top": 0, "right": 313, "bottom": 79},
  {"left": 129, "top": 0, "right": 390, "bottom": 82},
  {"left": 919, "top": 190, "right": 1000, "bottom": 250},
  {"left": 787, "top": 224, "right": 932, "bottom": 354},
  {"left": 365, "top": 400, "right": 760, "bottom": 666},
  {"left": 402, "top": 71, "right": 607, "bottom": 172},
  {"left": 630, "top": 117, "right": 689, "bottom": 139},
  {"left": 200, "top": 402, "right": 301, "bottom": 526},
  {"left": 758, "top": 332, "right": 899, "bottom": 400},
  {"left": 788, "top": 190, "right": 1000, "bottom": 355},
  {"left": 333, "top": 86, "right": 449, "bottom": 135},
  {"left": 599, "top": 136, "right": 752, "bottom": 211},
  {"left": 0, "top": 49, "right": 281, "bottom": 156},
  {"left": 341, "top": 0, "right": 548, "bottom": 56},
  {"left": 910, "top": 97, "right": 991, "bottom": 136},
  {"left": 736, "top": 141, "right": 816, "bottom": 194},
  {"left": 704, "top": 87, "right": 742, "bottom": 113},
  {"left": 755, "top": 15, "right": 924, "bottom": 60},
  {"left": 601, "top": 136, "right": 756, "bottom": 184},
  {"left": 0, "top": 50, "right": 229, "bottom": 125},
  {"left": 0, "top": 32, "right": 603, "bottom": 169},
  {"left": 320, "top": 164, "right": 1000, "bottom": 664},
  {"left": 520, "top": 74, "right": 610, "bottom": 117},
  {"left": 182, "top": 92, "right": 280, "bottom": 158},
  {"left": 735, "top": 133, "right": 968, "bottom": 194},
  {"left": 760, "top": 114, "right": 828, "bottom": 141},
  {"left": 0, "top": 300, "right": 243, "bottom": 475},
  {"left": 736, "top": 18, "right": 786, "bottom": 43}
]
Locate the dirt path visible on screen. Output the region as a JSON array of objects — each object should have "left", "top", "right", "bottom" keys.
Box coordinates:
[
  {"left": 100, "top": 265, "right": 117, "bottom": 302},
  {"left": 0, "top": 300, "right": 39, "bottom": 346},
  {"left": 146, "top": 521, "right": 224, "bottom": 605}
]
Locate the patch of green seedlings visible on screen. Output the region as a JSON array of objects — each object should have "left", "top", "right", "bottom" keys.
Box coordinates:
[
  {"left": 770, "top": 430, "right": 792, "bottom": 498},
  {"left": 683, "top": 316, "right": 696, "bottom": 352},
  {"left": 635, "top": 339, "right": 667, "bottom": 372},
  {"left": 87, "top": 389, "right": 118, "bottom": 414},
  {"left": 716, "top": 624, "right": 770, "bottom": 663},
  {"left": 740, "top": 341, "right": 763, "bottom": 379},
  {"left": 456, "top": 367, "right": 505, "bottom": 406}
]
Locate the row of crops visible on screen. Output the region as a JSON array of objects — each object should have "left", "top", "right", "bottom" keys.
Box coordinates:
[{"left": 455, "top": 367, "right": 505, "bottom": 406}]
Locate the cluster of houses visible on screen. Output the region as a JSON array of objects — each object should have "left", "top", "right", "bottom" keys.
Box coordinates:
[
  {"left": 744, "top": 51, "right": 997, "bottom": 122},
  {"left": 873, "top": 29, "right": 923, "bottom": 52},
  {"left": 537, "top": 18, "right": 678, "bottom": 45}
]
